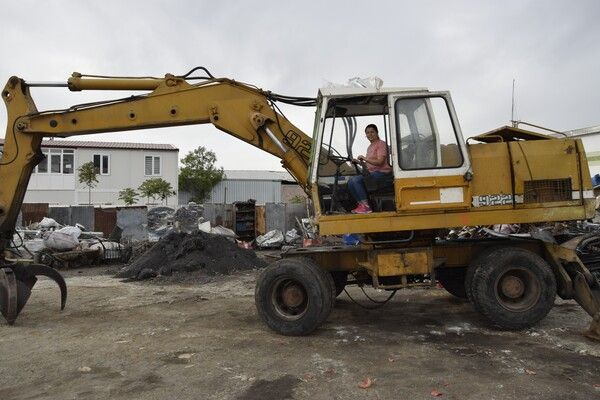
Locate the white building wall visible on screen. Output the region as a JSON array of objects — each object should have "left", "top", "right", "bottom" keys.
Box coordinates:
[
  {"left": 24, "top": 147, "right": 179, "bottom": 205},
  {"left": 579, "top": 135, "right": 600, "bottom": 176}
]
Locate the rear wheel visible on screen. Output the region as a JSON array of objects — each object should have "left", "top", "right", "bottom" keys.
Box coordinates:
[
  {"left": 471, "top": 247, "right": 556, "bottom": 330},
  {"left": 255, "top": 257, "right": 333, "bottom": 336},
  {"left": 436, "top": 267, "right": 467, "bottom": 299},
  {"left": 465, "top": 247, "right": 499, "bottom": 309}
]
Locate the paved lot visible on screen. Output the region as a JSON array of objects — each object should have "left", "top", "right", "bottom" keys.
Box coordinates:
[{"left": 1, "top": 266, "right": 598, "bottom": 400}]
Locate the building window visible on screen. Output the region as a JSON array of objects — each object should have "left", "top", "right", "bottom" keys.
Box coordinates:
[
  {"left": 93, "top": 154, "right": 110, "bottom": 175},
  {"left": 34, "top": 148, "right": 74, "bottom": 174},
  {"left": 145, "top": 155, "right": 161, "bottom": 175},
  {"left": 62, "top": 150, "right": 74, "bottom": 174}
]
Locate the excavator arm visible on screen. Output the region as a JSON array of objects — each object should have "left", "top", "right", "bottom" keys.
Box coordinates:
[{"left": 0, "top": 69, "right": 316, "bottom": 324}]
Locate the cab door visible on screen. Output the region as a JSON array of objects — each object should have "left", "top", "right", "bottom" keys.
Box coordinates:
[{"left": 389, "top": 92, "right": 472, "bottom": 212}]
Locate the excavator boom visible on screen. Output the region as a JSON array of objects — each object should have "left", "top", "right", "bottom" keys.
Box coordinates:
[
  {"left": 0, "top": 70, "right": 315, "bottom": 324},
  {"left": 1, "top": 72, "right": 314, "bottom": 244}
]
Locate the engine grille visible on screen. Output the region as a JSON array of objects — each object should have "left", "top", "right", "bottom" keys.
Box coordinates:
[{"left": 523, "top": 178, "right": 572, "bottom": 203}]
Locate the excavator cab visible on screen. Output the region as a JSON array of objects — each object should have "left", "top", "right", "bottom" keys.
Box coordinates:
[
  {"left": 310, "top": 87, "right": 471, "bottom": 225},
  {"left": 313, "top": 92, "right": 393, "bottom": 213}
]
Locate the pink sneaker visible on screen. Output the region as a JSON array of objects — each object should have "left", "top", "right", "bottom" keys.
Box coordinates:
[{"left": 351, "top": 203, "right": 372, "bottom": 214}]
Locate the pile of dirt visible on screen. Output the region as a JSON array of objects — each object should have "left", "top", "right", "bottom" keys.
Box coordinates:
[
  {"left": 129, "top": 240, "right": 155, "bottom": 262},
  {"left": 116, "top": 231, "right": 266, "bottom": 280}
]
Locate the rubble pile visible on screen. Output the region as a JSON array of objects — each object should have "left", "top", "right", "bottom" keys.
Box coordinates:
[
  {"left": 147, "top": 206, "right": 175, "bottom": 239},
  {"left": 174, "top": 203, "right": 204, "bottom": 233},
  {"left": 129, "top": 240, "right": 155, "bottom": 262},
  {"left": 147, "top": 203, "right": 206, "bottom": 240},
  {"left": 444, "top": 221, "right": 600, "bottom": 242},
  {"left": 10, "top": 217, "right": 125, "bottom": 269},
  {"left": 116, "top": 230, "right": 266, "bottom": 280}
]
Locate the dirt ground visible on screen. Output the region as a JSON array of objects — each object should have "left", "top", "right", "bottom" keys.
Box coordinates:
[{"left": 1, "top": 263, "right": 599, "bottom": 400}]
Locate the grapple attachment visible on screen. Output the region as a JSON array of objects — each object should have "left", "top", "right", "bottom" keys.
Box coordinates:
[{"left": 0, "top": 263, "right": 67, "bottom": 325}]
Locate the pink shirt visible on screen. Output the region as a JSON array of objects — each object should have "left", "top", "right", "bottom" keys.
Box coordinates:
[{"left": 366, "top": 139, "right": 392, "bottom": 173}]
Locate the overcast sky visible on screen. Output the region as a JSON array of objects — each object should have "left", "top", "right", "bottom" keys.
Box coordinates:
[{"left": 1, "top": 1, "right": 599, "bottom": 171}]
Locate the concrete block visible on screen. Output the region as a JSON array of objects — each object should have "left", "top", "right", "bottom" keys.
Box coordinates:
[
  {"left": 285, "top": 203, "right": 307, "bottom": 232},
  {"left": 117, "top": 208, "right": 148, "bottom": 242},
  {"left": 265, "top": 203, "right": 286, "bottom": 232}
]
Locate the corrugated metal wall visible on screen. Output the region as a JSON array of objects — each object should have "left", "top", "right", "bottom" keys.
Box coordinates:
[{"left": 206, "top": 180, "right": 282, "bottom": 204}]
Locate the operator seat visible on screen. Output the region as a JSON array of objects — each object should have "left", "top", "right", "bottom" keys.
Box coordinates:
[{"left": 364, "top": 173, "right": 395, "bottom": 211}]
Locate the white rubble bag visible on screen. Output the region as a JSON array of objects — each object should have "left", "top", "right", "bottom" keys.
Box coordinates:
[
  {"left": 198, "top": 220, "right": 212, "bottom": 233},
  {"left": 324, "top": 76, "right": 384, "bottom": 91},
  {"left": 44, "top": 232, "right": 79, "bottom": 251},
  {"left": 56, "top": 225, "right": 82, "bottom": 239},
  {"left": 256, "top": 230, "right": 284, "bottom": 248},
  {"left": 39, "top": 217, "right": 60, "bottom": 229},
  {"left": 24, "top": 238, "right": 48, "bottom": 253},
  {"left": 210, "top": 225, "right": 237, "bottom": 238}
]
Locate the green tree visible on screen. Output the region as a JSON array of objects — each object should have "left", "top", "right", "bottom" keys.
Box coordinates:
[
  {"left": 178, "top": 146, "right": 224, "bottom": 203},
  {"left": 118, "top": 188, "right": 139, "bottom": 206},
  {"left": 155, "top": 179, "right": 175, "bottom": 205},
  {"left": 78, "top": 161, "right": 99, "bottom": 205},
  {"left": 139, "top": 178, "right": 175, "bottom": 205}
]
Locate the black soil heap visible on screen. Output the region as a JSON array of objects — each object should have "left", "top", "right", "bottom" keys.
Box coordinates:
[{"left": 116, "top": 231, "right": 266, "bottom": 280}]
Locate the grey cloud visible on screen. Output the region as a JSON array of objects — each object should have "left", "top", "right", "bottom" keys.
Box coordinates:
[{"left": 1, "top": 0, "right": 599, "bottom": 170}]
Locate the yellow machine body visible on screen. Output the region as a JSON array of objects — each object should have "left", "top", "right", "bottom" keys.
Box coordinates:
[{"left": 0, "top": 71, "right": 598, "bottom": 337}]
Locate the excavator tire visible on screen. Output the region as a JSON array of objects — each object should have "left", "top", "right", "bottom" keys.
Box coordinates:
[
  {"left": 255, "top": 257, "right": 333, "bottom": 336},
  {"left": 471, "top": 247, "right": 556, "bottom": 330},
  {"left": 435, "top": 267, "right": 467, "bottom": 299},
  {"left": 284, "top": 257, "right": 336, "bottom": 315},
  {"left": 465, "top": 247, "right": 502, "bottom": 309}
]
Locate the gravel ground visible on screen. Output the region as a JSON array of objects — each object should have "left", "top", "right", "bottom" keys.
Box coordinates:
[{"left": 0, "top": 264, "right": 598, "bottom": 400}]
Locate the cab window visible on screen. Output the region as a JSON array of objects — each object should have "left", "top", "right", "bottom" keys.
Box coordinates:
[{"left": 395, "top": 96, "right": 463, "bottom": 170}]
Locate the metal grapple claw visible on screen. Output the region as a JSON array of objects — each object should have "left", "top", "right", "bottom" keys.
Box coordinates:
[
  {"left": 0, "top": 263, "right": 67, "bottom": 325},
  {"left": 0, "top": 268, "right": 18, "bottom": 324},
  {"left": 572, "top": 271, "right": 600, "bottom": 341}
]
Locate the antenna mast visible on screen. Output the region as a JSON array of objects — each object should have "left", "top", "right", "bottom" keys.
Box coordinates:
[{"left": 511, "top": 79, "right": 517, "bottom": 127}]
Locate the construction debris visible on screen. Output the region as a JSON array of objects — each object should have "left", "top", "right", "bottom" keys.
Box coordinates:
[
  {"left": 285, "top": 228, "right": 301, "bottom": 245},
  {"left": 6, "top": 216, "right": 129, "bottom": 269},
  {"left": 44, "top": 226, "right": 81, "bottom": 251},
  {"left": 147, "top": 206, "right": 176, "bottom": 240},
  {"left": 173, "top": 202, "right": 204, "bottom": 232},
  {"left": 445, "top": 221, "right": 600, "bottom": 242},
  {"left": 147, "top": 203, "right": 208, "bottom": 240},
  {"left": 256, "top": 230, "right": 285, "bottom": 248},
  {"left": 116, "top": 230, "right": 266, "bottom": 281},
  {"left": 443, "top": 222, "right": 600, "bottom": 280}
]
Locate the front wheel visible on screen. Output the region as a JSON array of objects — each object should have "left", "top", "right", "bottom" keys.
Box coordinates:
[
  {"left": 255, "top": 258, "right": 333, "bottom": 336},
  {"left": 471, "top": 247, "right": 556, "bottom": 330}
]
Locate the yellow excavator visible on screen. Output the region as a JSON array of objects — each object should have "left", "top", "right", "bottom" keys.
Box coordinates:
[{"left": 1, "top": 67, "right": 599, "bottom": 339}]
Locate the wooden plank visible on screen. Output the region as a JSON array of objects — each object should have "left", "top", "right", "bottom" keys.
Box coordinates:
[{"left": 255, "top": 205, "right": 266, "bottom": 236}]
